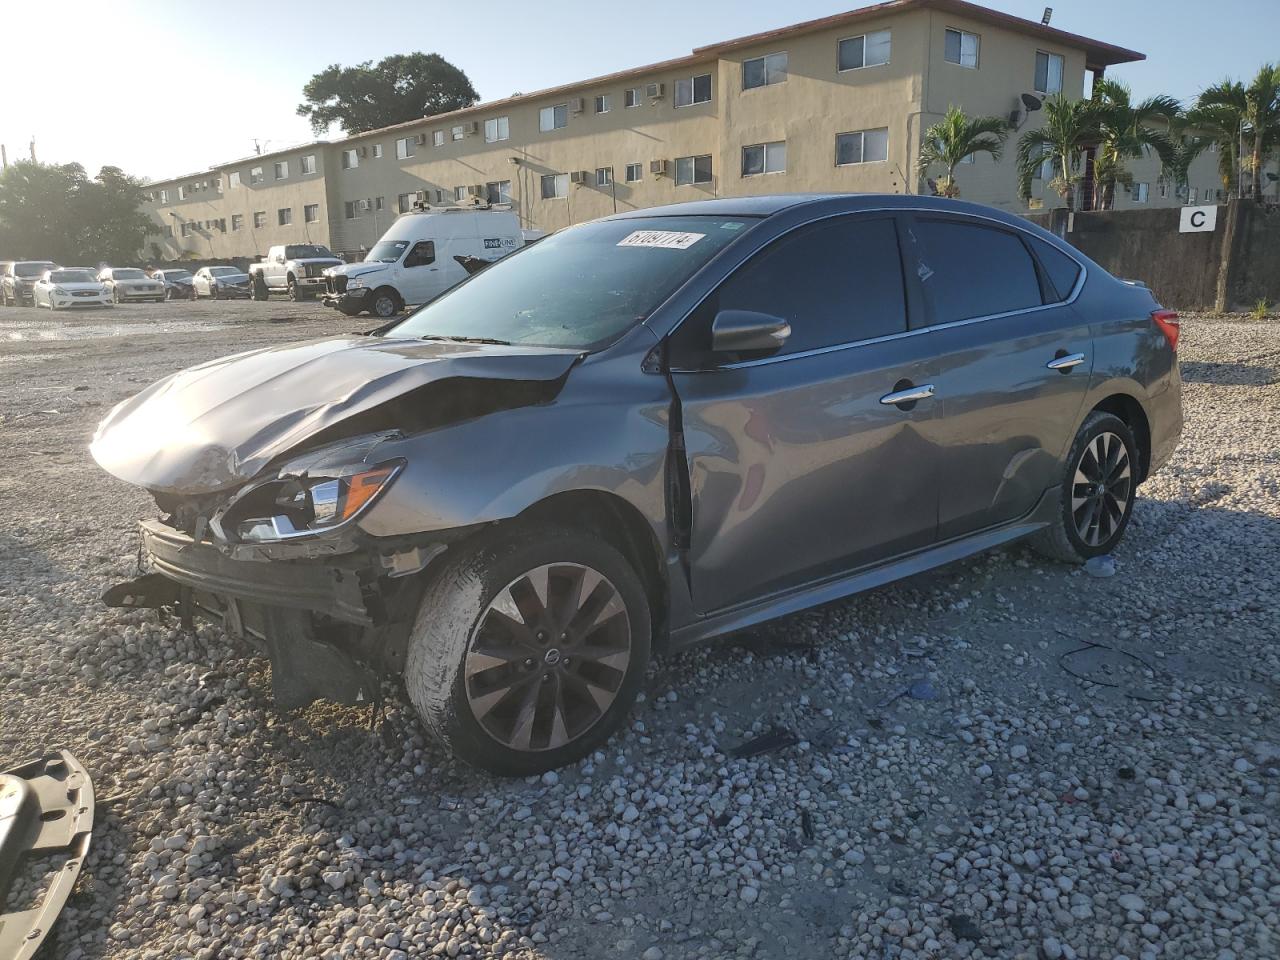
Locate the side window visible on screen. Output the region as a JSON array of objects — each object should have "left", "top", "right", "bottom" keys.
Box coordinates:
[
  {"left": 671, "top": 216, "right": 907, "bottom": 366},
  {"left": 1028, "top": 236, "right": 1082, "bottom": 302},
  {"left": 912, "top": 219, "right": 1043, "bottom": 325},
  {"left": 404, "top": 241, "right": 436, "bottom": 268}
]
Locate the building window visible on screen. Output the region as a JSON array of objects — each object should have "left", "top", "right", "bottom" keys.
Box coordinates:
[
  {"left": 624, "top": 87, "right": 641, "bottom": 108},
  {"left": 398, "top": 192, "right": 415, "bottom": 213},
  {"left": 675, "top": 155, "right": 713, "bottom": 185},
  {"left": 451, "top": 125, "right": 465, "bottom": 141},
  {"left": 344, "top": 201, "right": 359, "bottom": 219},
  {"left": 1031, "top": 144, "right": 1053, "bottom": 181},
  {"left": 164, "top": 225, "right": 173, "bottom": 237},
  {"left": 540, "top": 173, "right": 568, "bottom": 199},
  {"left": 373, "top": 196, "right": 384, "bottom": 211},
  {"left": 835, "top": 128, "right": 889, "bottom": 165},
  {"left": 1133, "top": 182, "right": 1150, "bottom": 203},
  {"left": 396, "top": 137, "right": 415, "bottom": 159},
  {"left": 484, "top": 116, "right": 510, "bottom": 142},
  {"left": 539, "top": 104, "right": 569, "bottom": 132},
  {"left": 301, "top": 154, "right": 316, "bottom": 175},
  {"left": 214, "top": 178, "right": 223, "bottom": 193},
  {"left": 486, "top": 180, "right": 512, "bottom": 203},
  {"left": 274, "top": 160, "right": 289, "bottom": 180},
  {"left": 594, "top": 94, "right": 611, "bottom": 113},
  {"left": 250, "top": 166, "right": 264, "bottom": 184},
  {"left": 595, "top": 166, "right": 613, "bottom": 187},
  {"left": 742, "top": 141, "right": 787, "bottom": 176},
  {"left": 304, "top": 203, "right": 319, "bottom": 223},
  {"left": 228, "top": 172, "right": 241, "bottom": 189},
  {"left": 625, "top": 162, "right": 643, "bottom": 183},
  {"left": 674, "top": 73, "right": 712, "bottom": 107},
  {"left": 449, "top": 186, "right": 463, "bottom": 202},
  {"left": 1158, "top": 180, "right": 1169, "bottom": 199},
  {"left": 1035, "top": 51, "right": 1064, "bottom": 94},
  {"left": 1188, "top": 188, "right": 1198, "bottom": 203},
  {"left": 159, "top": 189, "right": 169, "bottom": 203},
  {"left": 339, "top": 149, "right": 356, "bottom": 169},
  {"left": 253, "top": 211, "right": 267, "bottom": 228},
  {"left": 278, "top": 207, "right": 292, "bottom": 226},
  {"left": 838, "top": 29, "right": 891, "bottom": 70},
  {"left": 944, "top": 28, "right": 980, "bottom": 68},
  {"left": 743, "top": 52, "right": 788, "bottom": 89},
  {"left": 177, "top": 185, "right": 188, "bottom": 200},
  {"left": 231, "top": 214, "right": 243, "bottom": 231},
  {"left": 180, "top": 222, "right": 191, "bottom": 237},
  {"left": 373, "top": 143, "right": 383, "bottom": 159},
  {"left": 432, "top": 130, "right": 445, "bottom": 147}
]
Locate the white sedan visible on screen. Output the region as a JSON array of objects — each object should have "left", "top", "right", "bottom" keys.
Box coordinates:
[
  {"left": 193, "top": 266, "right": 252, "bottom": 299},
  {"left": 33, "top": 268, "right": 112, "bottom": 310},
  {"left": 98, "top": 267, "right": 166, "bottom": 303}
]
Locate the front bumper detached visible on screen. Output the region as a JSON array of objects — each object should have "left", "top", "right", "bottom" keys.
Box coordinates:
[{"left": 323, "top": 287, "right": 370, "bottom": 311}]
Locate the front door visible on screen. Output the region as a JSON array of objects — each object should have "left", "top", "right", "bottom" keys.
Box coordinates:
[
  {"left": 668, "top": 215, "right": 940, "bottom": 615},
  {"left": 398, "top": 240, "right": 442, "bottom": 305},
  {"left": 906, "top": 215, "right": 1093, "bottom": 540}
]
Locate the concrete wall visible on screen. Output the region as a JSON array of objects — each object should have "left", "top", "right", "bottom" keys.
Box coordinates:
[{"left": 1219, "top": 201, "right": 1280, "bottom": 311}]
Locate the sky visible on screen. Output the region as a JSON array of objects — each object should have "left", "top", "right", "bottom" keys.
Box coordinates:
[{"left": 1, "top": 0, "right": 1273, "bottom": 183}]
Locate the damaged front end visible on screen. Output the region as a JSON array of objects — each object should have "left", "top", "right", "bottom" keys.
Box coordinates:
[{"left": 92, "top": 335, "right": 581, "bottom": 710}]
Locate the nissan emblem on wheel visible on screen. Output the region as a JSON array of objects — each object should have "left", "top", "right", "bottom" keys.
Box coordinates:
[{"left": 90, "top": 194, "right": 1182, "bottom": 775}]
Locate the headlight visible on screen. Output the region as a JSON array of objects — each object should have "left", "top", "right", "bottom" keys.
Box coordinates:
[
  {"left": 53, "top": 287, "right": 67, "bottom": 296},
  {"left": 212, "top": 444, "right": 404, "bottom": 543},
  {"left": 347, "top": 277, "right": 366, "bottom": 289}
]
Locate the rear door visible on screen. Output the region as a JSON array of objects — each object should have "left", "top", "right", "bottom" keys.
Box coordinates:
[
  {"left": 905, "top": 214, "right": 1092, "bottom": 539},
  {"left": 668, "top": 214, "right": 941, "bottom": 614}
]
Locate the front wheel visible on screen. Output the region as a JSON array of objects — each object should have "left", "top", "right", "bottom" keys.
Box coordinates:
[
  {"left": 1031, "top": 411, "right": 1138, "bottom": 564},
  {"left": 369, "top": 287, "right": 401, "bottom": 319},
  {"left": 404, "top": 524, "right": 652, "bottom": 776},
  {"left": 287, "top": 278, "right": 300, "bottom": 301}
]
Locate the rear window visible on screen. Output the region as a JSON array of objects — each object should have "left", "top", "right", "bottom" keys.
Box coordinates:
[
  {"left": 16, "top": 262, "right": 55, "bottom": 278},
  {"left": 912, "top": 219, "right": 1043, "bottom": 325},
  {"left": 1029, "top": 236, "right": 1083, "bottom": 301},
  {"left": 111, "top": 268, "right": 145, "bottom": 279}
]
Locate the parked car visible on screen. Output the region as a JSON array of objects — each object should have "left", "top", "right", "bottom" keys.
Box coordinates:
[
  {"left": 249, "top": 244, "right": 343, "bottom": 302},
  {"left": 323, "top": 208, "right": 524, "bottom": 318},
  {"left": 91, "top": 195, "right": 1182, "bottom": 775},
  {"left": 2, "top": 260, "right": 60, "bottom": 306},
  {"left": 150, "top": 268, "right": 196, "bottom": 300},
  {"left": 98, "top": 267, "right": 166, "bottom": 303},
  {"left": 33, "top": 268, "right": 112, "bottom": 310},
  {"left": 193, "top": 266, "right": 251, "bottom": 299}
]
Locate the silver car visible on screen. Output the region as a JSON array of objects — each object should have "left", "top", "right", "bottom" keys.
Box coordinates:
[
  {"left": 98, "top": 267, "right": 167, "bottom": 303},
  {"left": 92, "top": 195, "right": 1183, "bottom": 775}
]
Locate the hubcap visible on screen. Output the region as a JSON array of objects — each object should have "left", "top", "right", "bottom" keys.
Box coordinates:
[
  {"left": 464, "top": 562, "right": 631, "bottom": 753},
  {"left": 375, "top": 296, "right": 394, "bottom": 316},
  {"left": 1071, "top": 431, "right": 1131, "bottom": 547}
]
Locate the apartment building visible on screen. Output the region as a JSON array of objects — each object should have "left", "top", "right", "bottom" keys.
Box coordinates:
[{"left": 141, "top": 0, "right": 1248, "bottom": 261}]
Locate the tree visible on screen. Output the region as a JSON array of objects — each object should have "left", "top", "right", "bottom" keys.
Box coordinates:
[
  {"left": 1016, "top": 94, "right": 1101, "bottom": 210},
  {"left": 1090, "top": 79, "right": 1179, "bottom": 209},
  {"left": 916, "top": 105, "right": 1009, "bottom": 198},
  {"left": 297, "top": 53, "right": 479, "bottom": 135},
  {"left": 1195, "top": 65, "right": 1280, "bottom": 200},
  {"left": 0, "top": 161, "right": 156, "bottom": 264},
  {"left": 1164, "top": 112, "right": 1213, "bottom": 201}
]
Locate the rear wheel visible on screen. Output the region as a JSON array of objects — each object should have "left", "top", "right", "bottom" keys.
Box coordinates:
[
  {"left": 404, "top": 524, "right": 651, "bottom": 775},
  {"left": 1031, "top": 411, "right": 1138, "bottom": 563}
]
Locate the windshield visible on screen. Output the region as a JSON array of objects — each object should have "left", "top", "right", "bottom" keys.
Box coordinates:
[
  {"left": 389, "top": 216, "right": 756, "bottom": 349},
  {"left": 365, "top": 240, "right": 409, "bottom": 264},
  {"left": 208, "top": 267, "right": 241, "bottom": 277},
  {"left": 112, "top": 268, "right": 146, "bottom": 280},
  {"left": 16, "top": 262, "right": 56, "bottom": 278},
  {"left": 50, "top": 270, "right": 97, "bottom": 284},
  {"left": 284, "top": 245, "right": 335, "bottom": 260}
]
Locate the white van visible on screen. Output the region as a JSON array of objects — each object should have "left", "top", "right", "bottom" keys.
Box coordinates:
[{"left": 323, "top": 206, "right": 528, "bottom": 318}]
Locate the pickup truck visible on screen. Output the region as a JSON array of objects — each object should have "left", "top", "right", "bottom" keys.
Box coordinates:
[{"left": 248, "top": 244, "right": 344, "bottom": 301}]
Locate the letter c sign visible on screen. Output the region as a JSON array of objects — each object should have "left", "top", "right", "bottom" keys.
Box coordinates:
[{"left": 1180, "top": 205, "right": 1218, "bottom": 233}]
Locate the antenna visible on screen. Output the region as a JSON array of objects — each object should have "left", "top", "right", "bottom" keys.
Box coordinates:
[
  {"left": 253, "top": 138, "right": 271, "bottom": 155},
  {"left": 1041, "top": 7, "right": 1053, "bottom": 25}
]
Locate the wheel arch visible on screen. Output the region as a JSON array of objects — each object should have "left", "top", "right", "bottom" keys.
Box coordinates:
[{"left": 1089, "top": 393, "right": 1151, "bottom": 483}]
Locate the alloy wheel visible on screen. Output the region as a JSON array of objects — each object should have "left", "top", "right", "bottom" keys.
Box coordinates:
[
  {"left": 1071, "top": 430, "right": 1131, "bottom": 547},
  {"left": 373, "top": 294, "right": 396, "bottom": 317},
  {"left": 464, "top": 562, "right": 632, "bottom": 753}
]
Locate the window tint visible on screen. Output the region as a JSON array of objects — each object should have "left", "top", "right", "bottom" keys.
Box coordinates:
[
  {"left": 672, "top": 217, "right": 907, "bottom": 365},
  {"left": 1029, "top": 236, "right": 1082, "bottom": 301},
  {"left": 913, "top": 219, "right": 1043, "bottom": 324}
]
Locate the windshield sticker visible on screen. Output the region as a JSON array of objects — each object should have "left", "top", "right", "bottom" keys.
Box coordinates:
[
  {"left": 720, "top": 222, "right": 745, "bottom": 231},
  {"left": 617, "top": 230, "right": 706, "bottom": 250}
]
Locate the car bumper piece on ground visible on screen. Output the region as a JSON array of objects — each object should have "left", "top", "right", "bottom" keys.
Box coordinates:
[
  {"left": 323, "top": 288, "right": 370, "bottom": 311},
  {"left": 0, "top": 751, "right": 95, "bottom": 960}
]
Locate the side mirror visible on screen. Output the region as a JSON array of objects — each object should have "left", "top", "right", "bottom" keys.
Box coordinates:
[{"left": 711, "top": 309, "right": 791, "bottom": 354}]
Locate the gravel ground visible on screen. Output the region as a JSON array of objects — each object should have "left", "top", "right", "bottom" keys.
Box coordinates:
[{"left": 1, "top": 301, "right": 1277, "bottom": 960}]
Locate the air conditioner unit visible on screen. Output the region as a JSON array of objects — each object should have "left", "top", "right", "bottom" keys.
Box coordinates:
[
  {"left": 569, "top": 170, "right": 588, "bottom": 184},
  {"left": 649, "top": 159, "right": 668, "bottom": 175},
  {"left": 416, "top": 133, "right": 428, "bottom": 145},
  {"left": 646, "top": 82, "right": 665, "bottom": 99},
  {"left": 569, "top": 97, "right": 585, "bottom": 114},
  {"left": 358, "top": 199, "right": 371, "bottom": 211},
  {"left": 416, "top": 190, "right": 428, "bottom": 202},
  {"left": 464, "top": 121, "right": 480, "bottom": 135}
]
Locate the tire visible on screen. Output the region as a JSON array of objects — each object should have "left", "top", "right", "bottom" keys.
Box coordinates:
[
  {"left": 287, "top": 277, "right": 300, "bottom": 301},
  {"left": 404, "top": 523, "right": 652, "bottom": 776},
  {"left": 251, "top": 274, "right": 269, "bottom": 301},
  {"left": 338, "top": 301, "right": 364, "bottom": 317},
  {"left": 211, "top": 283, "right": 220, "bottom": 301},
  {"left": 112, "top": 286, "right": 121, "bottom": 304},
  {"left": 1, "top": 287, "right": 9, "bottom": 306},
  {"left": 370, "top": 287, "right": 401, "bottom": 319},
  {"left": 1031, "top": 411, "right": 1139, "bottom": 564}
]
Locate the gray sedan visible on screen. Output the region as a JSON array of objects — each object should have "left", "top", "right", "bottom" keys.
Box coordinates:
[{"left": 91, "top": 194, "right": 1182, "bottom": 775}]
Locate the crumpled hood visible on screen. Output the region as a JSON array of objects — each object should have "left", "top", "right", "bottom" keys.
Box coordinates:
[
  {"left": 90, "top": 335, "right": 581, "bottom": 494},
  {"left": 326, "top": 262, "right": 388, "bottom": 281}
]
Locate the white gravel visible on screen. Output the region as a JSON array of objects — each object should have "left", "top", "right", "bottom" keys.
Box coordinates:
[{"left": 1, "top": 302, "right": 1277, "bottom": 960}]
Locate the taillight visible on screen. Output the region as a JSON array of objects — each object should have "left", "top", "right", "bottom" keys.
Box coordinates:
[{"left": 1152, "top": 310, "right": 1180, "bottom": 351}]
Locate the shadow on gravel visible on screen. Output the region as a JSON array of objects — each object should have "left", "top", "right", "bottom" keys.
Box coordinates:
[{"left": 1180, "top": 360, "right": 1277, "bottom": 385}]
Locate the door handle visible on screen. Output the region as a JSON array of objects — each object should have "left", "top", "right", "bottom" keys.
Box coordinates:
[
  {"left": 880, "top": 383, "right": 936, "bottom": 406},
  {"left": 1046, "top": 352, "right": 1086, "bottom": 371}
]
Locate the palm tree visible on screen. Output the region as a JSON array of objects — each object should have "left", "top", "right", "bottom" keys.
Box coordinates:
[
  {"left": 916, "top": 105, "right": 1009, "bottom": 198},
  {"left": 1164, "top": 112, "right": 1213, "bottom": 201},
  {"left": 1195, "top": 65, "right": 1280, "bottom": 200},
  {"left": 1017, "top": 94, "right": 1101, "bottom": 210},
  {"left": 1090, "top": 79, "right": 1179, "bottom": 209}
]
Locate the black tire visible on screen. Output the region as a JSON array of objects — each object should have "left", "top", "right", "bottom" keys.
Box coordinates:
[
  {"left": 403, "top": 523, "right": 652, "bottom": 776},
  {"left": 287, "top": 277, "right": 300, "bottom": 301},
  {"left": 370, "top": 287, "right": 401, "bottom": 319},
  {"left": 338, "top": 301, "right": 364, "bottom": 317},
  {"left": 251, "top": 274, "right": 269, "bottom": 301},
  {"left": 211, "top": 283, "right": 220, "bottom": 301},
  {"left": 1031, "top": 411, "right": 1139, "bottom": 564}
]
